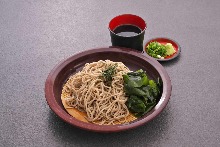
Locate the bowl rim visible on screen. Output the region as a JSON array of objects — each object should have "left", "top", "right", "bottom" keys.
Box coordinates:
[{"left": 45, "top": 47, "right": 171, "bottom": 132}]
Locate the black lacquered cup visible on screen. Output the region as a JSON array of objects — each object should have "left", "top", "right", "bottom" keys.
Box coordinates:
[{"left": 109, "top": 14, "right": 147, "bottom": 52}]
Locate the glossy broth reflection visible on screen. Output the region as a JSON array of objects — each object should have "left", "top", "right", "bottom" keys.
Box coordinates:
[{"left": 113, "top": 25, "right": 142, "bottom": 37}]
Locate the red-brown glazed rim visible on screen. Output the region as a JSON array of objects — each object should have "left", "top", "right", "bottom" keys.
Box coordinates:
[
  {"left": 108, "top": 14, "right": 147, "bottom": 36},
  {"left": 45, "top": 47, "right": 171, "bottom": 133}
]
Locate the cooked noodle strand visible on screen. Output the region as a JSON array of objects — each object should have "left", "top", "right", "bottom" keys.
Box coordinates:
[{"left": 62, "top": 60, "right": 136, "bottom": 125}]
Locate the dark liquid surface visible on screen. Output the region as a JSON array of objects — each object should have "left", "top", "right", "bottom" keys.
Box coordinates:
[{"left": 113, "top": 25, "right": 142, "bottom": 37}]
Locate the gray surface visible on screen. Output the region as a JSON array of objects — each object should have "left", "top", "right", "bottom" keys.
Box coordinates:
[{"left": 0, "top": 0, "right": 220, "bottom": 146}]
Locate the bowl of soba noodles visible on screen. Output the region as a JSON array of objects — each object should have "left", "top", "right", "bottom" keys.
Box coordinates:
[{"left": 45, "top": 47, "right": 171, "bottom": 132}]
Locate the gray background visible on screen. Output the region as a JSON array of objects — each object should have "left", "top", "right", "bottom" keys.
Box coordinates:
[{"left": 1, "top": 0, "right": 220, "bottom": 146}]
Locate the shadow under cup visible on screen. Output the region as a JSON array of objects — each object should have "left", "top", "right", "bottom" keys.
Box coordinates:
[{"left": 109, "top": 14, "right": 147, "bottom": 52}]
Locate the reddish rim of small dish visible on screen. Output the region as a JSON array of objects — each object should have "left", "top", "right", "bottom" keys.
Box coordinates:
[
  {"left": 45, "top": 47, "right": 171, "bottom": 133},
  {"left": 144, "top": 37, "right": 181, "bottom": 61}
]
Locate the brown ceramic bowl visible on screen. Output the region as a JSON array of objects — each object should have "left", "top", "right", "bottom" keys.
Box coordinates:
[{"left": 45, "top": 47, "right": 171, "bottom": 133}]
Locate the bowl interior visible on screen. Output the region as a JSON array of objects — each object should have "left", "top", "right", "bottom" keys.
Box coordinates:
[
  {"left": 46, "top": 47, "right": 171, "bottom": 132},
  {"left": 54, "top": 51, "right": 161, "bottom": 109}
]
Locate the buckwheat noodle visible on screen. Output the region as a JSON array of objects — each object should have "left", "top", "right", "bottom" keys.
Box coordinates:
[{"left": 61, "top": 60, "right": 136, "bottom": 125}]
